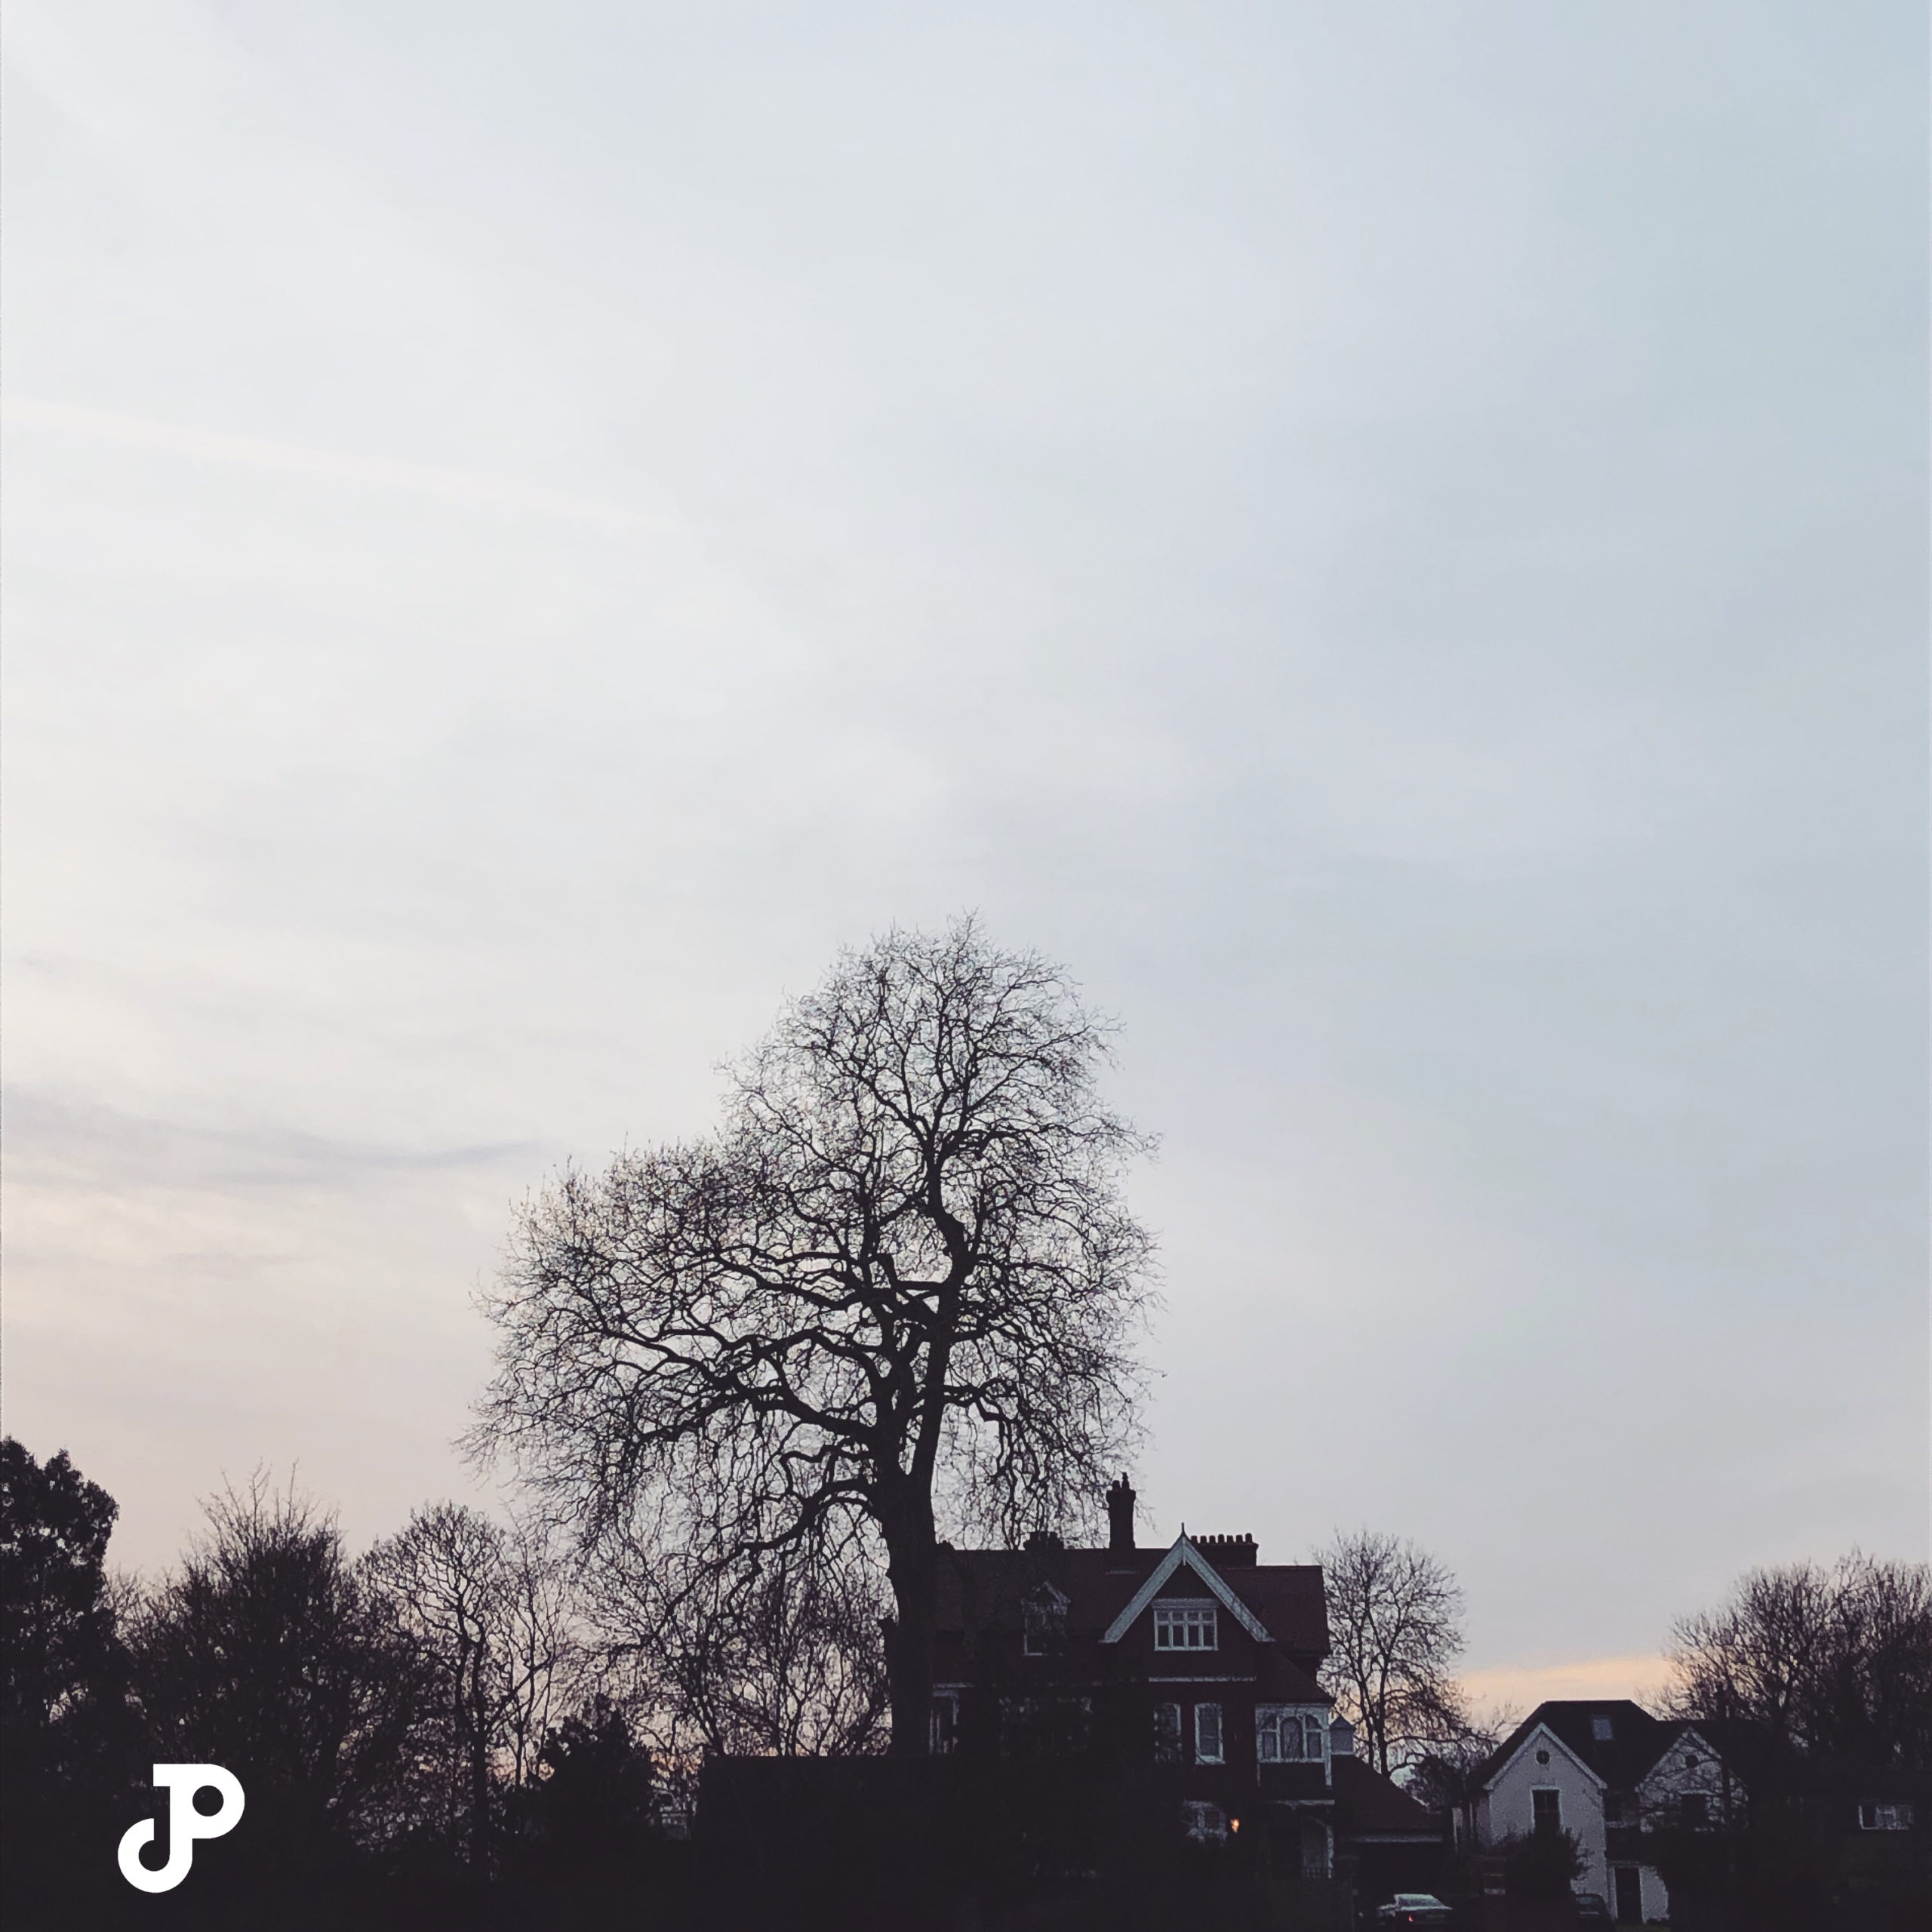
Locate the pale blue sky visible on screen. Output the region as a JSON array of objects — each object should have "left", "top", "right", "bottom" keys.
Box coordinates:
[{"left": 2, "top": 1, "right": 1924, "bottom": 1692}]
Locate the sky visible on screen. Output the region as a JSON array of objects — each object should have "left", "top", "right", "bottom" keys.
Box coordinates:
[{"left": 2, "top": 1, "right": 1925, "bottom": 1707}]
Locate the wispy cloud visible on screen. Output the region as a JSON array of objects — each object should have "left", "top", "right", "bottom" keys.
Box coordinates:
[{"left": 3, "top": 0, "right": 1922, "bottom": 1641}]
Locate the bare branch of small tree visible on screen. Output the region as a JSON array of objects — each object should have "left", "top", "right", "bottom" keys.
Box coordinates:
[
  {"left": 592, "top": 1520, "right": 889, "bottom": 1769},
  {"left": 469, "top": 918, "right": 1156, "bottom": 1753},
  {"left": 1402, "top": 1700, "right": 1519, "bottom": 1835},
  {"left": 365, "top": 1503, "right": 507, "bottom": 1863},
  {"left": 1315, "top": 1528, "right": 1467, "bottom": 1778},
  {"left": 496, "top": 1514, "right": 584, "bottom": 1792},
  {"left": 365, "top": 1501, "right": 586, "bottom": 1864}
]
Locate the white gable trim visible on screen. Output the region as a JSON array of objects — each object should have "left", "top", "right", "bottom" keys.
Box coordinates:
[
  {"left": 1101, "top": 1535, "right": 1272, "bottom": 1645},
  {"left": 1638, "top": 1725, "right": 1725, "bottom": 1789},
  {"left": 1484, "top": 1722, "right": 1606, "bottom": 1794}
]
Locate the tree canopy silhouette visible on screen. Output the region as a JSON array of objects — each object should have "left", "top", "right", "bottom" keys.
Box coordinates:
[
  {"left": 1667, "top": 1552, "right": 1932, "bottom": 1775},
  {"left": 472, "top": 918, "right": 1155, "bottom": 1752},
  {"left": 127, "top": 1475, "right": 429, "bottom": 1877},
  {"left": 1, "top": 1438, "right": 135, "bottom": 1919}
]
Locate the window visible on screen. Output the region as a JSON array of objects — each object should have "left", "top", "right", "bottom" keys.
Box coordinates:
[
  {"left": 1858, "top": 1803, "right": 1915, "bottom": 1832},
  {"left": 1257, "top": 1707, "right": 1327, "bottom": 1763},
  {"left": 1533, "top": 1789, "right": 1562, "bottom": 1835},
  {"left": 1592, "top": 1715, "right": 1615, "bottom": 1742},
  {"left": 1155, "top": 1604, "right": 1218, "bottom": 1651},
  {"left": 1195, "top": 1702, "right": 1224, "bottom": 1764},
  {"left": 930, "top": 1694, "right": 958, "bottom": 1755},
  {"left": 1679, "top": 1793, "right": 1709, "bottom": 1828},
  {"left": 1023, "top": 1586, "right": 1068, "bottom": 1656},
  {"left": 1181, "top": 1800, "right": 1229, "bottom": 1845},
  {"left": 1153, "top": 1702, "right": 1183, "bottom": 1764}
]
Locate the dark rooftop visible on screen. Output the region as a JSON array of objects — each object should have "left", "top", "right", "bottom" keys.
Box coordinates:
[{"left": 934, "top": 1537, "right": 1331, "bottom": 1660}]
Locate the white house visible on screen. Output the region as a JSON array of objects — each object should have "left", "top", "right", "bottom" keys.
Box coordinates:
[{"left": 1472, "top": 1701, "right": 1742, "bottom": 1925}]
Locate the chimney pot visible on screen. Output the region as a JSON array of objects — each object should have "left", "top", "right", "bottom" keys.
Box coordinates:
[{"left": 1195, "top": 1533, "right": 1258, "bottom": 1567}]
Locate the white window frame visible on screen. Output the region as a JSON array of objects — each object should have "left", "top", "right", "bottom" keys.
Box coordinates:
[
  {"left": 1257, "top": 1706, "right": 1327, "bottom": 1763},
  {"left": 1858, "top": 1802, "right": 1913, "bottom": 1832},
  {"left": 1181, "top": 1799, "right": 1229, "bottom": 1845},
  {"left": 1154, "top": 1601, "right": 1219, "bottom": 1652},
  {"left": 1195, "top": 1701, "right": 1224, "bottom": 1764},
  {"left": 1257, "top": 1705, "right": 1289, "bottom": 1762}
]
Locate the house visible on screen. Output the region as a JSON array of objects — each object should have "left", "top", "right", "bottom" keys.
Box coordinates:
[
  {"left": 1471, "top": 1700, "right": 1744, "bottom": 1923},
  {"left": 928, "top": 1476, "right": 1424, "bottom": 1886},
  {"left": 692, "top": 1481, "right": 1446, "bottom": 1920}
]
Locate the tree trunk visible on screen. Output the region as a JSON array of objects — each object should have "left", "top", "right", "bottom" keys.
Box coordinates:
[{"left": 880, "top": 1498, "right": 939, "bottom": 1758}]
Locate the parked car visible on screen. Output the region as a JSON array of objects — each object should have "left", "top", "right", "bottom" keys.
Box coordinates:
[
  {"left": 1376, "top": 1897, "right": 1453, "bottom": 1927},
  {"left": 1574, "top": 1895, "right": 1613, "bottom": 1925}
]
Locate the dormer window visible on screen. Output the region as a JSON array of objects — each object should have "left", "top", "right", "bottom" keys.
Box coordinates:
[
  {"left": 1592, "top": 1716, "right": 1614, "bottom": 1741},
  {"left": 1154, "top": 1604, "right": 1218, "bottom": 1651},
  {"left": 1023, "top": 1585, "right": 1069, "bottom": 1656}
]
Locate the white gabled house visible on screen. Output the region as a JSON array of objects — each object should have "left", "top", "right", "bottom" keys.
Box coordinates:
[
  {"left": 1474, "top": 1718, "right": 1607, "bottom": 1885},
  {"left": 1472, "top": 1701, "right": 1743, "bottom": 1925}
]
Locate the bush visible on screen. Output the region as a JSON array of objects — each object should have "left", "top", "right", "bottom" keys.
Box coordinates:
[{"left": 1500, "top": 1828, "right": 1586, "bottom": 1900}]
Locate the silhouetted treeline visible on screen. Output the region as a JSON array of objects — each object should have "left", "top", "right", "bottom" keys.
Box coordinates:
[
  {"left": 1655, "top": 1552, "right": 1932, "bottom": 1932},
  {"left": 0, "top": 1439, "right": 671, "bottom": 1931},
  {"left": 8, "top": 1435, "right": 1929, "bottom": 1932}
]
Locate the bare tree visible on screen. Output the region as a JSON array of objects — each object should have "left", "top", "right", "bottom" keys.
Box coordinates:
[
  {"left": 593, "top": 1527, "right": 890, "bottom": 1766},
  {"left": 1666, "top": 1552, "right": 1932, "bottom": 1777},
  {"left": 366, "top": 1503, "right": 509, "bottom": 1863},
  {"left": 496, "top": 1515, "right": 583, "bottom": 1792},
  {"left": 365, "top": 1502, "right": 584, "bottom": 1862},
  {"left": 1403, "top": 1701, "right": 1518, "bottom": 1841},
  {"left": 470, "top": 918, "right": 1155, "bottom": 1753},
  {"left": 1315, "top": 1529, "right": 1467, "bottom": 1778}
]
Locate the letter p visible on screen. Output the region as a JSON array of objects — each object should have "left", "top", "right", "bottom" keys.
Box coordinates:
[{"left": 118, "top": 1764, "right": 245, "bottom": 1893}]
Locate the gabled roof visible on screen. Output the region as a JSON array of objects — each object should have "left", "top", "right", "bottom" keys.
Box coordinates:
[
  {"left": 1101, "top": 1535, "right": 1272, "bottom": 1645},
  {"left": 1480, "top": 1702, "right": 1715, "bottom": 1793},
  {"left": 1482, "top": 1718, "right": 1607, "bottom": 1793},
  {"left": 933, "top": 1540, "right": 1330, "bottom": 1657},
  {"left": 1637, "top": 1724, "right": 1720, "bottom": 1789}
]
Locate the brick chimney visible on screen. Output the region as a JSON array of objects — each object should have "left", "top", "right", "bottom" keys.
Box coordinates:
[
  {"left": 1195, "top": 1533, "right": 1257, "bottom": 1567},
  {"left": 1106, "top": 1475, "right": 1136, "bottom": 1553}
]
